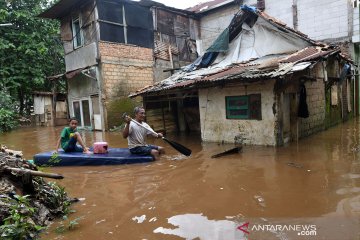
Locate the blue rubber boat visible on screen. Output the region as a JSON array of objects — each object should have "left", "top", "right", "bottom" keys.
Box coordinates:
[{"left": 34, "top": 148, "right": 154, "bottom": 166}]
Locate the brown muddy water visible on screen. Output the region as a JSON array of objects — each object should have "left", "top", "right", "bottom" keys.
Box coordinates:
[{"left": 1, "top": 119, "right": 360, "bottom": 240}]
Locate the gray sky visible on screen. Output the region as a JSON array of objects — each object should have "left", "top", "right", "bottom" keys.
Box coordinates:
[{"left": 145, "top": 0, "right": 206, "bottom": 9}]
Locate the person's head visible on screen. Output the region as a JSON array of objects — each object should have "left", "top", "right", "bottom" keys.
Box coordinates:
[
  {"left": 134, "top": 106, "right": 145, "bottom": 122},
  {"left": 68, "top": 117, "right": 78, "bottom": 129}
]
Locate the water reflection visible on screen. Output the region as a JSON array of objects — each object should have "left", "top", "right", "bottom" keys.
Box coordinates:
[{"left": 154, "top": 213, "right": 245, "bottom": 240}]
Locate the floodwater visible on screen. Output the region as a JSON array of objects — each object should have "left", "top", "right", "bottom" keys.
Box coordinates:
[{"left": 1, "top": 119, "right": 360, "bottom": 240}]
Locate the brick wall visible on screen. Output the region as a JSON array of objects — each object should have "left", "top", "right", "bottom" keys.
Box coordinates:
[
  {"left": 98, "top": 41, "right": 154, "bottom": 129},
  {"left": 299, "top": 65, "right": 326, "bottom": 137},
  {"left": 99, "top": 42, "right": 154, "bottom": 99}
]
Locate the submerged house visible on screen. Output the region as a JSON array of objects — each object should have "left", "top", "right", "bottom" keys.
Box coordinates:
[
  {"left": 130, "top": 6, "right": 355, "bottom": 146},
  {"left": 32, "top": 92, "right": 68, "bottom": 127},
  {"left": 39, "top": 0, "right": 199, "bottom": 130}
]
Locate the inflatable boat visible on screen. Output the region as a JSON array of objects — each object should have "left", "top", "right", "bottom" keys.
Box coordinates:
[{"left": 33, "top": 148, "right": 154, "bottom": 166}]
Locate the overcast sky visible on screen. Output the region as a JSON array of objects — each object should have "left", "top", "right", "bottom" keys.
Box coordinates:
[{"left": 146, "top": 0, "right": 206, "bottom": 9}]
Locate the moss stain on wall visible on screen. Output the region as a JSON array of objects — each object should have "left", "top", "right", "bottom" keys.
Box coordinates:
[{"left": 106, "top": 98, "right": 140, "bottom": 129}]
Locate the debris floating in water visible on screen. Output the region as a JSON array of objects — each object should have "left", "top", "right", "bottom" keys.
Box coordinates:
[
  {"left": 96, "top": 219, "right": 106, "bottom": 224},
  {"left": 149, "top": 217, "right": 157, "bottom": 222},
  {"left": 254, "top": 195, "right": 266, "bottom": 207},
  {"left": 132, "top": 215, "right": 146, "bottom": 223}
]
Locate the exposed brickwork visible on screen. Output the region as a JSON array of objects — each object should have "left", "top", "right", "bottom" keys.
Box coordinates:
[
  {"left": 99, "top": 41, "right": 154, "bottom": 129},
  {"left": 99, "top": 42, "right": 154, "bottom": 99},
  {"left": 299, "top": 68, "right": 326, "bottom": 138}
]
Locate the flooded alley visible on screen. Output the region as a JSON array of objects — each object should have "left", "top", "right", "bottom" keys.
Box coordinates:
[{"left": 1, "top": 119, "right": 360, "bottom": 240}]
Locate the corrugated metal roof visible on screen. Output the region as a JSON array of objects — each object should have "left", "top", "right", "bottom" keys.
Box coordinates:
[
  {"left": 280, "top": 46, "right": 336, "bottom": 63},
  {"left": 130, "top": 47, "right": 340, "bottom": 97},
  {"left": 129, "top": 5, "right": 352, "bottom": 98}
]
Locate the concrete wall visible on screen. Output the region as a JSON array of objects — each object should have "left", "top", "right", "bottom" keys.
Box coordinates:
[
  {"left": 199, "top": 4, "right": 240, "bottom": 53},
  {"left": 298, "top": 63, "right": 326, "bottom": 138},
  {"left": 60, "top": 2, "right": 97, "bottom": 55},
  {"left": 64, "top": 42, "right": 98, "bottom": 72},
  {"left": 198, "top": 80, "right": 277, "bottom": 145},
  {"left": 60, "top": 1, "right": 98, "bottom": 72},
  {"left": 352, "top": 5, "right": 360, "bottom": 43},
  {"left": 265, "top": 0, "right": 351, "bottom": 41}
]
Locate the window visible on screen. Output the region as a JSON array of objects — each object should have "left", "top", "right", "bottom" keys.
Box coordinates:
[
  {"left": 353, "top": 0, "right": 359, "bottom": 8},
  {"left": 97, "top": 2, "right": 154, "bottom": 48},
  {"left": 72, "top": 16, "right": 84, "bottom": 49},
  {"left": 226, "top": 94, "right": 262, "bottom": 120}
]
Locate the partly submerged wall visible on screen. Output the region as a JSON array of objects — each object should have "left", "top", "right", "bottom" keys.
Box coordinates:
[{"left": 198, "top": 80, "right": 276, "bottom": 145}]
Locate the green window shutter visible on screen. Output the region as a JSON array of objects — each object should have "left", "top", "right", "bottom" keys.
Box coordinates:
[{"left": 226, "top": 96, "right": 249, "bottom": 119}]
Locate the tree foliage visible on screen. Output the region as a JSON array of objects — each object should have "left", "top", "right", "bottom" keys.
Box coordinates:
[{"left": 0, "top": 0, "right": 64, "bottom": 115}]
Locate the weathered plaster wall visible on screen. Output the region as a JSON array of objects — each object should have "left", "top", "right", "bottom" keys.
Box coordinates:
[
  {"left": 99, "top": 42, "right": 153, "bottom": 129},
  {"left": 60, "top": 2, "right": 97, "bottom": 55},
  {"left": 64, "top": 42, "right": 98, "bottom": 72},
  {"left": 298, "top": 63, "right": 326, "bottom": 138},
  {"left": 68, "top": 74, "right": 99, "bottom": 100},
  {"left": 199, "top": 4, "right": 240, "bottom": 53},
  {"left": 198, "top": 80, "right": 276, "bottom": 145},
  {"left": 352, "top": 5, "right": 360, "bottom": 43},
  {"left": 67, "top": 73, "right": 99, "bottom": 128},
  {"left": 60, "top": 2, "right": 98, "bottom": 72}
]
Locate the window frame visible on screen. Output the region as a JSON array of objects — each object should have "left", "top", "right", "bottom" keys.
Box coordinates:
[
  {"left": 98, "top": 4, "right": 128, "bottom": 43},
  {"left": 225, "top": 94, "right": 262, "bottom": 120},
  {"left": 72, "top": 15, "right": 84, "bottom": 49}
]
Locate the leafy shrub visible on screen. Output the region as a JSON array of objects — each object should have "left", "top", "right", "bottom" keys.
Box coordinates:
[
  {"left": 0, "top": 195, "right": 44, "bottom": 240},
  {"left": 0, "top": 108, "right": 18, "bottom": 132}
]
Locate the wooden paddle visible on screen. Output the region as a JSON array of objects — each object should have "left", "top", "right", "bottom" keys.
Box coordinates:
[{"left": 123, "top": 113, "right": 192, "bottom": 156}]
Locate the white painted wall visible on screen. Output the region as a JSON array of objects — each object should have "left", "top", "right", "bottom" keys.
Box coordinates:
[
  {"left": 352, "top": 5, "right": 360, "bottom": 42},
  {"left": 265, "top": 0, "right": 351, "bottom": 41},
  {"left": 199, "top": 4, "right": 239, "bottom": 53},
  {"left": 198, "top": 80, "right": 277, "bottom": 145},
  {"left": 199, "top": 0, "right": 257, "bottom": 53},
  {"left": 198, "top": 0, "right": 353, "bottom": 55}
]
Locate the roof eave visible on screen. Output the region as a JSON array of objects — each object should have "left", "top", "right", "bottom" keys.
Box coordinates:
[{"left": 38, "top": 0, "right": 89, "bottom": 19}]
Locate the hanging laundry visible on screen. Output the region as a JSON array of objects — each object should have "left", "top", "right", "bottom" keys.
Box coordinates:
[{"left": 298, "top": 83, "right": 309, "bottom": 118}]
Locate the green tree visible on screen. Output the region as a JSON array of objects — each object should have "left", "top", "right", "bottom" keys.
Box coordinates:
[{"left": 0, "top": 0, "right": 64, "bottom": 115}]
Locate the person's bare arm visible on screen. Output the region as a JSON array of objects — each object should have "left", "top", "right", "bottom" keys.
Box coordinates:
[{"left": 122, "top": 116, "right": 131, "bottom": 138}]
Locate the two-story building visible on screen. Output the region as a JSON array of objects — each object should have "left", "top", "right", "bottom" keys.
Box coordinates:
[{"left": 39, "top": 0, "right": 200, "bottom": 130}]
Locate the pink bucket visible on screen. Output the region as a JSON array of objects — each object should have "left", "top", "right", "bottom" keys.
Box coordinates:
[{"left": 93, "top": 142, "right": 108, "bottom": 154}]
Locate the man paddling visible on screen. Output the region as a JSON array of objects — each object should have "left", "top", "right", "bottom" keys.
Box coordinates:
[{"left": 122, "top": 107, "right": 164, "bottom": 160}]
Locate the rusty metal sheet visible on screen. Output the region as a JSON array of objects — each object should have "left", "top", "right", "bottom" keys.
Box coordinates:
[{"left": 280, "top": 47, "right": 335, "bottom": 63}]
